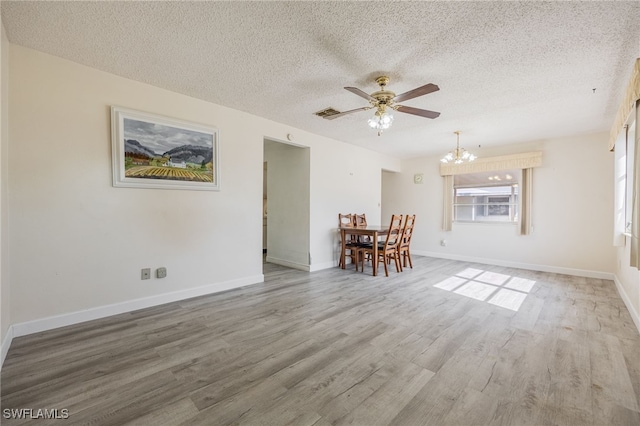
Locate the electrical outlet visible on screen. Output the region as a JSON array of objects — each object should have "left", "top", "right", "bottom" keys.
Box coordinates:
[
  {"left": 440, "top": 239, "right": 447, "bottom": 247},
  {"left": 141, "top": 268, "right": 151, "bottom": 280},
  {"left": 156, "top": 267, "right": 167, "bottom": 279}
]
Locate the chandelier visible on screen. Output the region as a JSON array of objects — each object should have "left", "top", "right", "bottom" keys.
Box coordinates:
[
  {"left": 367, "top": 104, "right": 394, "bottom": 136},
  {"left": 441, "top": 131, "right": 476, "bottom": 164}
]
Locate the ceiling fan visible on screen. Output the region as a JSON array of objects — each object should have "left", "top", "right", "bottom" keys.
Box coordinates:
[{"left": 324, "top": 76, "right": 440, "bottom": 135}]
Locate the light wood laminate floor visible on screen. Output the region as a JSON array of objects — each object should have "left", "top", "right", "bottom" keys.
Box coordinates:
[{"left": 2, "top": 257, "right": 640, "bottom": 425}]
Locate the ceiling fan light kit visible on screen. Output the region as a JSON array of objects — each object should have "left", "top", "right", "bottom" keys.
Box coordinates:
[
  {"left": 323, "top": 75, "right": 440, "bottom": 135},
  {"left": 367, "top": 107, "right": 394, "bottom": 134}
]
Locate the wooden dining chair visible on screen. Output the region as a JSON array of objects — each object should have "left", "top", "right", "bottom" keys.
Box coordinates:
[
  {"left": 356, "top": 214, "right": 403, "bottom": 277},
  {"left": 353, "top": 213, "right": 371, "bottom": 244},
  {"left": 339, "top": 213, "right": 354, "bottom": 227},
  {"left": 353, "top": 213, "right": 367, "bottom": 226},
  {"left": 338, "top": 213, "right": 357, "bottom": 267},
  {"left": 398, "top": 214, "right": 416, "bottom": 269}
]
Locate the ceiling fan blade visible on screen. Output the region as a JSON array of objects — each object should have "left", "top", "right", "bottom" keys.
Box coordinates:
[
  {"left": 344, "top": 87, "right": 376, "bottom": 102},
  {"left": 396, "top": 105, "right": 440, "bottom": 119},
  {"left": 393, "top": 83, "right": 439, "bottom": 103},
  {"left": 324, "top": 107, "right": 371, "bottom": 120}
]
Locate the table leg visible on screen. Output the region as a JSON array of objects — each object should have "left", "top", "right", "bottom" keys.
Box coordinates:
[
  {"left": 340, "top": 229, "right": 346, "bottom": 269},
  {"left": 372, "top": 231, "right": 378, "bottom": 276}
]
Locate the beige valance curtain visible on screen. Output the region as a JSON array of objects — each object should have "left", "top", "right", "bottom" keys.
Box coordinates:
[
  {"left": 441, "top": 152, "right": 542, "bottom": 233},
  {"left": 442, "top": 175, "right": 454, "bottom": 231},
  {"left": 439, "top": 151, "right": 542, "bottom": 176},
  {"left": 609, "top": 58, "right": 640, "bottom": 151},
  {"left": 519, "top": 168, "right": 533, "bottom": 235}
]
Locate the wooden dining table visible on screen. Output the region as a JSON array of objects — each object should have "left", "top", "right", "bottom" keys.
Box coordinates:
[{"left": 339, "top": 225, "right": 389, "bottom": 276}]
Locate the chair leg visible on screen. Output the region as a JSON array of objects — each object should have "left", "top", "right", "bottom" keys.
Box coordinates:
[
  {"left": 399, "top": 249, "right": 412, "bottom": 269},
  {"left": 382, "top": 253, "right": 389, "bottom": 277},
  {"left": 354, "top": 249, "right": 358, "bottom": 272}
]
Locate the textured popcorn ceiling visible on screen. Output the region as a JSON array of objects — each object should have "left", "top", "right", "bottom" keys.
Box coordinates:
[{"left": 2, "top": 1, "right": 640, "bottom": 158}]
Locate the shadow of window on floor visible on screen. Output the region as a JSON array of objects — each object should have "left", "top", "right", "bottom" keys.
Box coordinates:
[{"left": 433, "top": 267, "right": 536, "bottom": 311}]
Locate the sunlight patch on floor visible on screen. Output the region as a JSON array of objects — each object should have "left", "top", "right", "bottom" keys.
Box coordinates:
[
  {"left": 454, "top": 281, "right": 498, "bottom": 301},
  {"left": 433, "top": 276, "right": 468, "bottom": 291},
  {"left": 433, "top": 267, "right": 536, "bottom": 311}
]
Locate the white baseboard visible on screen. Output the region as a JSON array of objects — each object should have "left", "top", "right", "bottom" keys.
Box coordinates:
[
  {"left": 265, "top": 256, "right": 310, "bottom": 271},
  {"left": 310, "top": 260, "right": 338, "bottom": 272},
  {"left": 11, "top": 274, "right": 264, "bottom": 339},
  {"left": 1, "top": 325, "right": 13, "bottom": 370},
  {"left": 613, "top": 274, "right": 640, "bottom": 335},
  {"left": 414, "top": 250, "right": 614, "bottom": 280}
]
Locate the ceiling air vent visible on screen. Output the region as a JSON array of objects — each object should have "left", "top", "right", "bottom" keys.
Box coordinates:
[{"left": 314, "top": 107, "right": 341, "bottom": 118}]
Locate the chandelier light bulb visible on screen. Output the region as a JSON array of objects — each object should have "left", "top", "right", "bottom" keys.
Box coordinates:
[{"left": 440, "top": 152, "right": 454, "bottom": 163}]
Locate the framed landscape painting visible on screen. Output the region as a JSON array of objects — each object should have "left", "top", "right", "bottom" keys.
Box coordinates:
[{"left": 111, "top": 107, "right": 219, "bottom": 191}]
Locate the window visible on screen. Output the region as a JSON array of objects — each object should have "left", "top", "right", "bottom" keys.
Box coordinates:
[
  {"left": 453, "top": 170, "right": 519, "bottom": 223},
  {"left": 615, "top": 113, "right": 636, "bottom": 240},
  {"left": 440, "top": 151, "right": 540, "bottom": 233},
  {"left": 626, "top": 120, "right": 636, "bottom": 234}
]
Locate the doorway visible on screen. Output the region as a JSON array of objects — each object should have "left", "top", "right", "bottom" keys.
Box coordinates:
[{"left": 263, "top": 139, "right": 310, "bottom": 271}]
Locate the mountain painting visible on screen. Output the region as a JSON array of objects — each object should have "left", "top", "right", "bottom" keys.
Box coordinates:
[
  {"left": 112, "top": 107, "right": 219, "bottom": 190},
  {"left": 122, "top": 117, "right": 215, "bottom": 183}
]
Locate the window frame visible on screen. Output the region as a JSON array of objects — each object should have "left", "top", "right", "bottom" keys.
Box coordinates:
[
  {"left": 615, "top": 110, "right": 637, "bottom": 241},
  {"left": 625, "top": 120, "right": 636, "bottom": 235}
]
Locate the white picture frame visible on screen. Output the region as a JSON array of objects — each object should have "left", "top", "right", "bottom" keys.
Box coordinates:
[{"left": 111, "top": 106, "right": 220, "bottom": 191}]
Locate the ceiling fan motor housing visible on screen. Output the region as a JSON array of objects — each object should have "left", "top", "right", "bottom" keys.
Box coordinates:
[{"left": 371, "top": 76, "right": 396, "bottom": 105}]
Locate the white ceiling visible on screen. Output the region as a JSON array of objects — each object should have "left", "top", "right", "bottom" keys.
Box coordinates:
[{"left": 2, "top": 1, "right": 639, "bottom": 159}]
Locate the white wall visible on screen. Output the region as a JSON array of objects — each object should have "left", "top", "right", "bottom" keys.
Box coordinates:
[
  {"left": 264, "top": 140, "right": 310, "bottom": 270},
  {"left": 7, "top": 44, "right": 401, "bottom": 333},
  {"left": 309, "top": 149, "right": 393, "bottom": 269},
  {"left": 383, "top": 133, "right": 615, "bottom": 277},
  {"left": 0, "top": 22, "right": 10, "bottom": 363}
]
